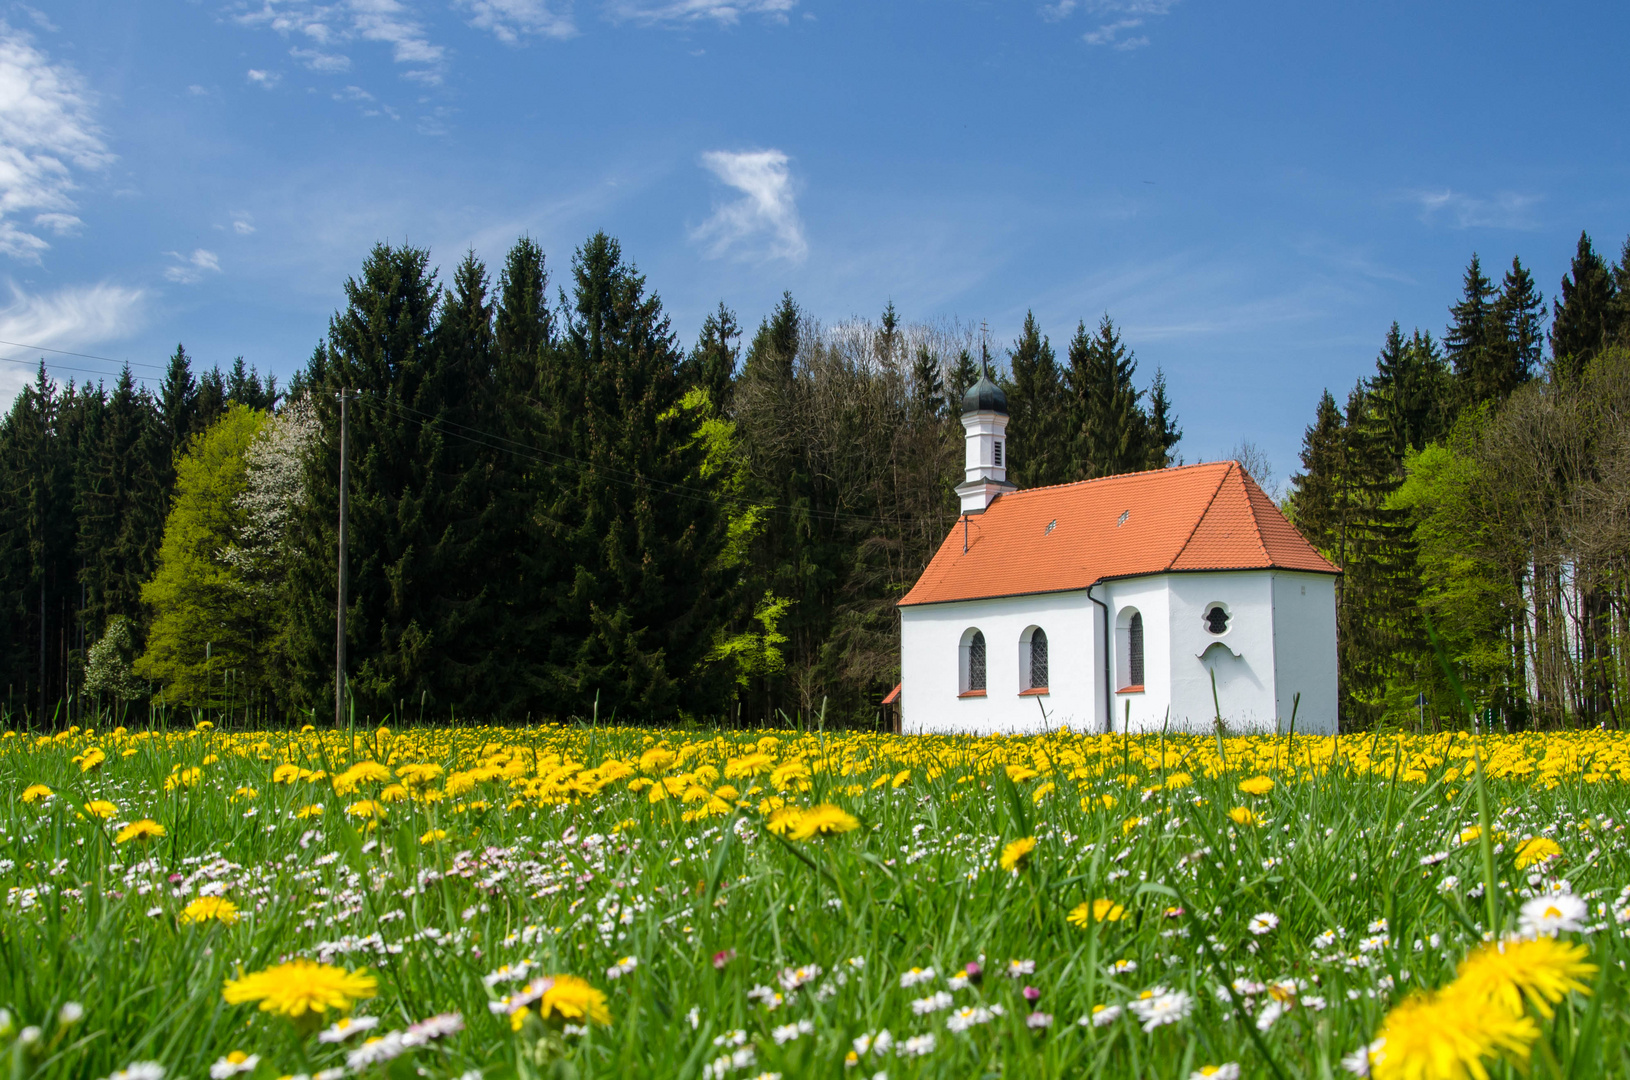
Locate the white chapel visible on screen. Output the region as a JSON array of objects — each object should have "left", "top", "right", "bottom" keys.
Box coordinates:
[{"left": 896, "top": 372, "right": 1340, "bottom": 736}]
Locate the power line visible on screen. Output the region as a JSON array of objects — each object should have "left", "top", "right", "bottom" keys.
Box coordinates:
[{"left": 0, "top": 337, "right": 170, "bottom": 373}]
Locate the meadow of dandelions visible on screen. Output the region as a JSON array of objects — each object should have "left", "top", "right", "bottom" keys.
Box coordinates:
[{"left": 4, "top": 721, "right": 1630, "bottom": 1079}]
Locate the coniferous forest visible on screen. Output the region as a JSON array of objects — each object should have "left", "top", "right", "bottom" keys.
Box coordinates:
[{"left": 4, "top": 228, "right": 1629, "bottom": 730}]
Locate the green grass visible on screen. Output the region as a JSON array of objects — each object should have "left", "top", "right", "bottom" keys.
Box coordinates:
[{"left": 1, "top": 722, "right": 1628, "bottom": 1079}]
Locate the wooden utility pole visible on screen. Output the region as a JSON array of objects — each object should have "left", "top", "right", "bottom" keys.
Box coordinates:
[{"left": 335, "top": 391, "right": 350, "bottom": 727}]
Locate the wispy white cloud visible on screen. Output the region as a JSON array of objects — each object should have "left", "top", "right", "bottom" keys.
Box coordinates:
[
  {"left": 0, "top": 22, "right": 112, "bottom": 260},
  {"left": 230, "top": 212, "right": 257, "bottom": 234},
  {"left": 692, "top": 148, "right": 805, "bottom": 262},
  {"left": 163, "top": 248, "right": 222, "bottom": 284},
  {"left": 0, "top": 280, "right": 144, "bottom": 346},
  {"left": 246, "top": 67, "right": 281, "bottom": 86},
  {"left": 1410, "top": 188, "right": 1542, "bottom": 230},
  {"left": 0, "top": 280, "right": 146, "bottom": 402},
  {"left": 235, "top": 1, "right": 444, "bottom": 81},
  {"left": 607, "top": 0, "right": 795, "bottom": 27},
  {"left": 456, "top": 0, "right": 576, "bottom": 42},
  {"left": 1047, "top": 0, "right": 1178, "bottom": 50},
  {"left": 291, "top": 46, "right": 351, "bottom": 70}
]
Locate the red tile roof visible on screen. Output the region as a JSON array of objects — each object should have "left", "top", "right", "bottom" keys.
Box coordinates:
[{"left": 899, "top": 461, "right": 1338, "bottom": 607}]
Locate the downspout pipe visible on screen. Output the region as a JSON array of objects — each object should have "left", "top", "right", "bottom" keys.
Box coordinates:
[{"left": 1087, "top": 582, "right": 1112, "bottom": 734}]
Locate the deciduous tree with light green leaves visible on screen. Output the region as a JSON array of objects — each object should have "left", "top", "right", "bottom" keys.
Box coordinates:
[{"left": 135, "top": 405, "right": 270, "bottom": 708}]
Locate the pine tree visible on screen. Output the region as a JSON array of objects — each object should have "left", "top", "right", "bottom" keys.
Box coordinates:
[
  {"left": 1288, "top": 390, "right": 1348, "bottom": 560},
  {"left": 539, "top": 233, "right": 732, "bottom": 719},
  {"left": 1613, "top": 235, "right": 1630, "bottom": 349},
  {"left": 1551, "top": 232, "right": 1618, "bottom": 382},
  {"left": 910, "top": 343, "right": 945, "bottom": 419},
  {"left": 1370, "top": 323, "right": 1452, "bottom": 456},
  {"left": 947, "top": 348, "right": 979, "bottom": 407},
  {"left": 160, "top": 345, "right": 197, "bottom": 449},
  {"left": 75, "top": 366, "right": 166, "bottom": 637},
  {"left": 284, "top": 241, "right": 452, "bottom": 716},
  {"left": 682, "top": 303, "right": 740, "bottom": 409},
  {"left": 1004, "top": 311, "right": 1067, "bottom": 487},
  {"left": 1445, "top": 254, "right": 1496, "bottom": 406},
  {"left": 1143, "top": 367, "right": 1181, "bottom": 469},
  {"left": 1488, "top": 256, "right": 1543, "bottom": 399},
  {"left": 1067, "top": 315, "right": 1146, "bottom": 479}
]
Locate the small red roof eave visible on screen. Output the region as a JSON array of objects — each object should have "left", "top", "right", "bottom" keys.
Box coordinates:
[
  {"left": 882, "top": 683, "right": 902, "bottom": 705},
  {"left": 897, "top": 562, "right": 1342, "bottom": 608}
]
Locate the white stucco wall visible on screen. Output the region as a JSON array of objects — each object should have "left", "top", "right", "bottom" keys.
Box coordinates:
[
  {"left": 1271, "top": 573, "right": 1339, "bottom": 734},
  {"left": 900, "top": 569, "right": 1339, "bottom": 737},
  {"left": 899, "top": 591, "right": 1098, "bottom": 735},
  {"left": 1166, "top": 572, "right": 1279, "bottom": 733}
]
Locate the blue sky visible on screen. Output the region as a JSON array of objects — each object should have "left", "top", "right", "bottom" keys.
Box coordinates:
[{"left": 6, "top": 0, "right": 1628, "bottom": 484}]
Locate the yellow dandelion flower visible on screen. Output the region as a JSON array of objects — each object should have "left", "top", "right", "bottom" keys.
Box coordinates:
[
  {"left": 21, "top": 783, "right": 52, "bottom": 803},
  {"left": 1005, "top": 764, "right": 1040, "bottom": 783},
  {"left": 295, "top": 804, "right": 325, "bottom": 819},
  {"left": 345, "top": 800, "right": 383, "bottom": 819},
  {"left": 1513, "top": 838, "right": 1562, "bottom": 869},
  {"left": 1228, "top": 806, "right": 1259, "bottom": 826},
  {"left": 1122, "top": 815, "right": 1145, "bottom": 834},
  {"left": 538, "top": 974, "right": 612, "bottom": 1026},
  {"left": 765, "top": 806, "right": 803, "bottom": 835},
  {"left": 788, "top": 803, "right": 859, "bottom": 841},
  {"left": 999, "top": 836, "right": 1038, "bottom": 872},
  {"left": 1068, "top": 899, "right": 1125, "bottom": 927},
  {"left": 272, "top": 764, "right": 301, "bottom": 784},
  {"left": 420, "top": 829, "right": 448, "bottom": 845},
  {"left": 75, "top": 747, "right": 107, "bottom": 772},
  {"left": 1452, "top": 937, "right": 1596, "bottom": 1021},
  {"left": 180, "top": 896, "right": 240, "bottom": 925},
  {"left": 1238, "top": 775, "right": 1275, "bottom": 796},
  {"left": 83, "top": 800, "right": 118, "bottom": 819},
  {"left": 1370, "top": 987, "right": 1537, "bottom": 1080},
  {"left": 1164, "top": 772, "right": 1193, "bottom": 790},
  {"left": 723, "top": 752, "right": 775, "bottom": 779},
  {"left": 222, "top": 959, "right": 376, "bottom": 1019},
  {"left": 115, "top": 819, "right": 166, "bottom": 844}
]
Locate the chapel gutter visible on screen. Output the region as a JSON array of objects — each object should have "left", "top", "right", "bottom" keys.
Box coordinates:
[{"left": 1087, "top": 581, "right": 1112, "bottom": 735}]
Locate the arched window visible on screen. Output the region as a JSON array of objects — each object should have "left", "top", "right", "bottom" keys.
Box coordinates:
[
  {"left": 960, "top": 629, "right": 987, "bottom": 695},
  {"left": 1128, "top": 612, "right": 1144, "bottom": 687},
  {"left": 1020, "top": 626, "right": 1048, "bottom": 692},
  {"left": 1116, "top": 607, "right": 1145, "bottom": 692}
]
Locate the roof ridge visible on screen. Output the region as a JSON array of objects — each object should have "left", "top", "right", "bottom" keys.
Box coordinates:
[
  {"left": 1237, "top": 469, "right": 1275, "bottom": 565},
  {"left": 1164, "top": 461, "right": 1234, "bottom": 572},
  {"left": 999, "top": 459, "right": 1233, "bottom": 500}
]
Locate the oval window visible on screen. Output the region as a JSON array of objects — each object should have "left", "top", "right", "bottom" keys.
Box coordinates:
[{"left": 1204, "top": 604, "right": 1230, "bottom": 635}]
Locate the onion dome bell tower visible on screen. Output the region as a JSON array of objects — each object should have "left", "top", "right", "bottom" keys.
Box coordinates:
[{"left": 956, "top": 366, "right": 1016, "bottom": 514}]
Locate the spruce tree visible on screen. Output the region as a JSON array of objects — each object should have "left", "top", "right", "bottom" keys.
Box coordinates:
[
  {"left": 75, "top": 367, "right": 166, "bottom": 637},
  {"left": 1067, "top": 315, "right": 1146, "bottom": 479},
  {"left": 1613, "top": 235, "right": 1630, "bottom": 349},
  {"left": 682, "top": 303, "right": 740, "bottom": 409},
  {"left": 1004, "top": 311, "right": 1067, "bottom": 487},
  {"left": 1489, "top": 256, "right": 1543, "bottom": 399},
  {"left": 284, "top": 242, "right": 454, "bottom": 717},
  {"left": 947, "top": 348, "right": 979, "bottom": 406},
  {"left": 1550, "top": 231, "right": 1618, "bottom": 382},
  {"left": 539, "top": 233, "right": 732, "bottom": 720},
  {"left": 1445, "top": 254, "right": 1496, "bottom": 406},
  {"left": 910, "top": 343, "right": 945, "bottom": 419},
  {"left": 1142, "top": 367, "right": 1181, "bottom": 469}
]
